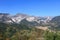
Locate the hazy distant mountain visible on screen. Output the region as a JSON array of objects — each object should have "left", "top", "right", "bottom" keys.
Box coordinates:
[
  {"left": 0, "top": 13, "right": 52, "bottom": 26},
  {"left": 51, "top": 16, "right": 60, "bottom": 23},
  {"left": 50, "top": 16, "right": 60, "bottom": 30},
  {"left": 0, "top": 13, "right": 12, "bottom": 23}
]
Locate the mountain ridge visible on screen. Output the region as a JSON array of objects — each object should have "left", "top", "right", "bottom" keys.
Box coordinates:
[{"left": 0, "top": 13, "right": 52, "bottom": 26}]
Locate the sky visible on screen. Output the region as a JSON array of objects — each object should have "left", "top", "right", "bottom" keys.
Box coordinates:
[{"left": 0, "top": 0, "right": 60, "bottom": 16}]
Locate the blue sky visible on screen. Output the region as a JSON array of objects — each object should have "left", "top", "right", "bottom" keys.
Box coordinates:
[{"left": 0, "top": 0, "right": 60, "bottom": 16}]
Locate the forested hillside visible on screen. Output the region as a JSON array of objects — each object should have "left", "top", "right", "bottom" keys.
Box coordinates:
[{"left": 0, "top": 22, "right": 60, "bottom": 40}]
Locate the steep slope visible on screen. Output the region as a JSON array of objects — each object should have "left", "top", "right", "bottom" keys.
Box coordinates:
[
  {"left": 0, "top": 13, "right": 13, "bottom": 23},
  {"left": 20, "top": 19, "right": 40, "bottom": 27},
  {"left": 50, "top": 16, "right": 60, "bottom": 30},
  {"left": 51, "top": 16, "right": 60, "bottom": 23}
]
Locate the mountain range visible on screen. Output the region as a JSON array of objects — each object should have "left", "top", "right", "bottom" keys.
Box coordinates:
[
  {"left": 0, "top": 13, "right": 60, "bottom": 30},
  {"left": 0, "top": 13, "right": 52, "bottom": 26}
]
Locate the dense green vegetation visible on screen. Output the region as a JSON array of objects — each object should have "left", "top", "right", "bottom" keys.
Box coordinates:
[{"left": 0, "top": 22, "right": 60, "bottom": 40}]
